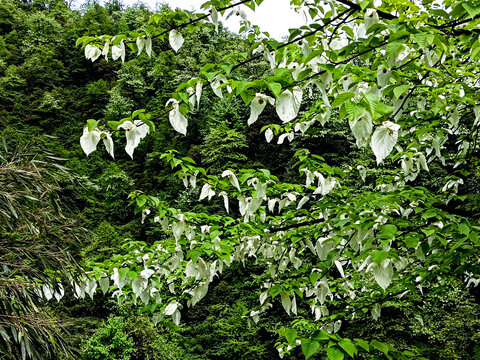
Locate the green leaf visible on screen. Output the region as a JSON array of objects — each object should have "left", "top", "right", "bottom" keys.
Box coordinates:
[
  {"left": 244, "top": 1, "right": 255, "bottom": 10},
  {"left": 371, "top": 250, "right": 390, "bottom": 265},
  {"left": 76, "top": 36, "right": 86, "bottom": 47},
  {"left": 363, "top": 93, "right": 380, "bottom": 117},
  {"left": 240, "top": 91, "right": 255, "bottom": 106},
  {"left": 285, "top": 328, "right": 297, "bottom": 346},
  {"left": 118, "top": 267, "right": 129, "bottom": 280},
  {"left": 371, "top": 340, "right": 389, "bottom": 355},
  {"left": 379, "top": 224, "right": 398, "bottom": 240},
  {"left": 310, "top": 272, "right": 321, "bottom": 285},
  {"left": 108, "top": 121, "right": 119, "bottom": 130},
  {"left": 359, "top": 0, "right": 371, "bottom": 10},
  {"left": 178, "top": 92, "right": 190, "bottom": 104},
  {"left": 354, "top": 338, "right": 370, "bottom": 352},
  {"left": 458, "top": 222, "right": 470, "bottom": 235},
  {"left": 274, "top": 68, "right": 294, "bottom": 80},
  {"left": 136, "top": 195, "right": 148, "bottom": 207},
  {"left": 433, "top": 34, "right": 448, "bottom": 52},
  {"left": 376, "top": 102, "right": 394, "bottom": 115},
  {"left": 270, "top": 284, "right": 282, "bottom": 297},
  {"left": 204, "top": 72, "right": 218, "bottom": 82},
  {"left": 308, "top": 7, "right": 318, "bottom": 19},
  {"left": 266, "top": 39, "right": 280, "bottom": 50},
  {"left": 412, "top": 33, "right": 434, "bottom": 48},
  {"left": 386, "top": 41, "right": 403, "bottom": 59},
  {"left": 345, "top": 101, "right": 364, "bottom": 121},
  {"left": 267, "top": 81, "right": 282, "bottom": 97},
  {"left": 142, "top": 118, "right": 155, "bottom": 133},
  {"left": 297, "top": 68, "right": 313, "bottom": 82},
  {"left": 332, "top": 92, "right": 355, "bottom": 108},
  {"left": 471, "top": 39, "right": 480, "bottom": 61},
  {"left": 405, "top": 235, "right": 419, "bottom": 248},
  {"left": 422, "top": 228, "right": 435, "bottom": 236},
  {"left": 221, "top": 63, "right": 233, "bottom": 75},
  {"left": 339, "top": 340, "right": 357, "bottom": 358},
  {"left": 327, "top": 346, "right": 345, "bottom": 360},
  {"left": 236, "top": 81, "right": 253, "bottom": 95},
  {"left": 301, "top": 339, "right": 320, "bottom": 360},
  {"left": 132, "top": 109, "right": 146, "bottom": 118},
  {"left": 311, "top": 330, "right": 329, "bottom": 341},
  {"left": 127, "top": 270, "right": 137, "bottom": 280},
  {"left": 87, "top": 119, "right": 99, "bottom": 132},
  {"left": 421, "top": 209, "right": 438, "bottom": 219},
  {"left": 463, "top": 3, "right": 480, "bottom": 18},
  {"left": 393, "top": 85, "right": 410, "bottom": 99}
]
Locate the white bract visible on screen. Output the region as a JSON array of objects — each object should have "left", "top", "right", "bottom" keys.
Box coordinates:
[
  {"left": 99, "top": 277, "right": 109, "bottom": 294},
  {"left": 265, "top": 128, "right": 274, "bottom": 143},
  {"left": 199, "top": 183, "right": 215, "bottom": 201},
  {"left": 218, "top": 191, "right": 229, "bottom": 213},
  {"left": 84, "top": 44, "right": 101, "bottom": 62},
  {"left": 111, "top": 268, "right": 127, "bottom": 290},
  {"left": 111, "top": 40, "right": 126, "bottom": 62},
  {"left": 103, "top": 132, "right": 114, "bottom": 158},
  {"left": 145, "top": 37, "right": 152, "bottom": 57},
  {"left": 377, "top": 66, "right": 391, "bottom": 87},
  {"left": 210, "top": 75, "right": 229, "bottom": 98},
  {"left": 277, "top": 132, "right": 294, "bottom": 144},
  {"left": 187, "top": 87, "right": 196, "bottom": 109},
  {"left": 371, "top": 261, "right": 394, "bottom": 290},
  {"left": 80, "top": 127, "right": 101, "bottom": 156},
  {"left": 136, "top": 36, "right": 145, "bottom": 55},
  {"left": 371, "top": 121, "right": 401, "bottom": 164},
  {"left": 118, "top": 120, "right": 150, "bottom": 158},
  {"left": 210, "top": 6, "right": 219, "bottom": 33},
  {"left": 349, "top": 113, "right": 373, "bottom": 148},
  {"left": 329, "top": 37, "right": 348, "bottom": 51},
  {"left": 196, "top": 80, "right": 203, "bottom": 109},
  {"left": 276, "top": 87, "right": 303, "bottom": 122},
  {"left": 80, "top": 127, "right": 114, "bottom": 158},
  {"left": 164, "top": 300, "right": 178, "bottom": 315},
  {"left": 166, "top": 98, "right": 188, "bottom": 135},
  {"left": 169, "top": 30, "right": 184, "bottom": 53},
  {"left": 84, "top": 44, "right": 99, "bottom": 61},
  {"left": 43, "top": 285, "right": 53, "bottom": 301},
  {"left": 253, "top": 44, "right": 276, "bottom": 69},
  {"left": 248, "top": 93, "right": 275, "bottom": 125},
  {"left": 364, "top": 9, "right": 379, "bottom": 33},
  {"left": 222, "top": 170, "right": 241, "bottom": 191},
  {"left": 357, "top": 165, "right": 367, "bottom": 182}
]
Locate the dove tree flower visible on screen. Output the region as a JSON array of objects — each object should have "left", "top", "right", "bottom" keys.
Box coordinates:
[
  {"left": 80, "top": 126, "right": 114, "bottom": 158},
  {"left": 118, "top": 120, "right": 149, "bottom": 158},
  {"left": 248, "top": 93, "right": 275, "bottom": 125}
]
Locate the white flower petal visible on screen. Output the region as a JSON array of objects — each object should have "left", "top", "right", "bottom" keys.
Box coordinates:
[
  {"left": 102, "top": 133, "right": 114, "bottom": 159},
  {"left": 371, "top": 121, "right": 401, "bottom": 164},
  {"left": 169, "top": 30, "right": 184, "bottom": 52},
  {"left": 136, "top": 36, "right": 146, "bottom": 55},
  {"left": 80, "top": 128, "right": 101, "bottom": 156},
  {"left": 276, "top": 87, "right": 302, "bottom": 122}
]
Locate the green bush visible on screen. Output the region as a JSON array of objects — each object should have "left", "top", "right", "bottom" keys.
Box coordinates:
[
  {"left": 82, "top": 221, "right": 122, "bottom": 262},
  {"left": 82, "top": 317, "right": 135, "bottom": 360}
]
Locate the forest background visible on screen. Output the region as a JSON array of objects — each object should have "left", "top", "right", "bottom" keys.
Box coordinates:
[{"left": 1, "top": 0, "right": 480, "bottom": 359}]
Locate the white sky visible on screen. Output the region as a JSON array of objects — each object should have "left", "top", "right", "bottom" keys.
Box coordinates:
[{"left": 106, "top": 0, "right": 306, "bottom": 39}]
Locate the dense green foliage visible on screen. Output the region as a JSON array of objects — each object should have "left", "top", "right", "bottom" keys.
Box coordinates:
[
  {"left": 83, "top": 317, "right": 134, "bottom": 360},
  {"left": 1, "top": 0, "right": 480, "bottom": 359}
]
